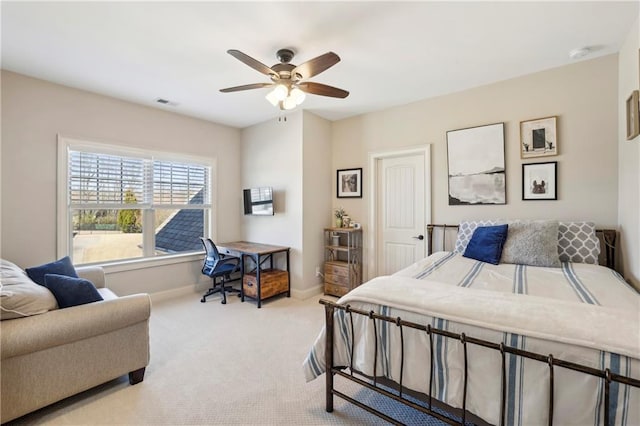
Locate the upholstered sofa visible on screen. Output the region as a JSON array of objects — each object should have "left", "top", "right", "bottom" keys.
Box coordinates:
[{"left": 0, "top": 260, "right": 151, "bottom": 423}]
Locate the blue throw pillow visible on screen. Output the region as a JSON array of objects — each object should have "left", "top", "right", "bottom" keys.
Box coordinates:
[
  {"left": 463, "top": 224, "right": 509, "bottom": 265},
  {"left": 26, "top": 256, "right": 78, "bottom": 286},
  {"left": 43, "top": 274, "right": 103, "bottom": 308}
]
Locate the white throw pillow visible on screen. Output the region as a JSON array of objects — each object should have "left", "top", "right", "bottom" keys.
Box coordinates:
[{"left": 0, "top": 259, "right": 58, "bottom": 320}]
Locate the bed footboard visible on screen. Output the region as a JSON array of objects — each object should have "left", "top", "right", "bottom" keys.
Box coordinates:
[{"left": 321, "top": 298, "right": 639, "bottom": 426}]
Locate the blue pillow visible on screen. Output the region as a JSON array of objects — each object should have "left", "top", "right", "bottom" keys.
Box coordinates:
[
  {"left": 43, "top": 274, "right": 103, "bottom": 308},
  {"left": 463, "top": 224, "right": 509, "bottom": 265},
  {"left": 26, "top": 256, "right": 78, "bottom": 286}
]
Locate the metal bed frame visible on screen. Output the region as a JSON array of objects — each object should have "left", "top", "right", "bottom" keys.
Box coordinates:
[{"left": 321, "top": 225, "right": 638, "bottom": 425}]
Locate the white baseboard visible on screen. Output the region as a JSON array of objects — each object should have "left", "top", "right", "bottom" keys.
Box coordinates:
[
  {"left": 149, "top": 283, "right": 204, "bottom": 303},
  {"left": 290, "top": 284, "right": 324, "bottom": 300}
]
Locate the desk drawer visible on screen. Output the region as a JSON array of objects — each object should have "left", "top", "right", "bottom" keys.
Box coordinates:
[{"left": 243, "top": 269, "right": 289, "bottom": 300}]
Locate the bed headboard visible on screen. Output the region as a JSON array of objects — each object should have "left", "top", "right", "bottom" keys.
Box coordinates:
[{"left": 426, "top": 224, "right": 617, "bottom": 271}]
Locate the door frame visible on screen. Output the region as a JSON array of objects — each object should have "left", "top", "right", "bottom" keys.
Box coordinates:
[{"left": 367, "top": 145, "right": 431, "bottom": 279}]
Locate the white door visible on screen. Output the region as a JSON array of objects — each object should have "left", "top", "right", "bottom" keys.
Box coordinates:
[{"left": 376, "top": 153, "right": 426, "bottom": 275}]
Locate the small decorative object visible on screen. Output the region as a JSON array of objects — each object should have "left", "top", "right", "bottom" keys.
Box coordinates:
[
  {"left": 331, "top": 233, "right": 340, "bottom": 246},
  {"left": 334, "top": 207, "right": 346, "bottom": 228},
  {"left": 520, "top": 116, "right": 558, "bottom": 158},
  {"left": 626, "top": 90, "right": 639, "bottom": 140},
  {"left": 352, "top": 222, "right": 361, "bottom": 229},
  {"left": 337, "top": 168, "right": 362, "bottom": 198},
  {"left": 522, "top": 161, "right": 557, "bottom": 200},
  {"left": 342, "top": 215, "right": 351, "bottom": 228},
  {"left": 446, "top": 122, "right": 506, "bottom": 205}
]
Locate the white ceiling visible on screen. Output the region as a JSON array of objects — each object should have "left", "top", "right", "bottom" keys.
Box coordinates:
[{"left": 2, "top": 1, "right": 638, "bottom": 129}]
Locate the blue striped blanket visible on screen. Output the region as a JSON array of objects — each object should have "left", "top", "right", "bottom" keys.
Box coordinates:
[{"left": 303, "top": 253, "right": 639, "bottom": 425}]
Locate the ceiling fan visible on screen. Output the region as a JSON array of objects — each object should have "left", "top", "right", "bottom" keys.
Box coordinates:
[{"left": 220, "top": 48, "right": 349, "bottom": 110}]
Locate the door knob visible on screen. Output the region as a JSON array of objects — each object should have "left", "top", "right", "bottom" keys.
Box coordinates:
[{"left": 412, "top": 235, "right": 424, "bottom": 240}]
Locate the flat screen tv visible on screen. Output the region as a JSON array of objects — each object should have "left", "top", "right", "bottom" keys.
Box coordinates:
[{"left": 243, "top": 187, "right": 274, "bottom": 216}]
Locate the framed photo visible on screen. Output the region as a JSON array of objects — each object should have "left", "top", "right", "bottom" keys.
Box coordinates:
[
  {"left": 626, "top": 90, "right": 639, "bottom": 140},
  {"left": 337, "top": 168, "right": 362, "bottom": 198},
  {"left": 522, "top": 161, "right": 557, "bottom": 200},
  {"left": 520, "top": 116, "right": 558, "bottom": 158},
  {"left": 446, "top": 122, "right": 505, "bottom": 205}
]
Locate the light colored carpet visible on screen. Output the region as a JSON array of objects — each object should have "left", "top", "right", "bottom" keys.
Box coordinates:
[{"left": 8, "top": 291, "right": 390, "bottom": 425}]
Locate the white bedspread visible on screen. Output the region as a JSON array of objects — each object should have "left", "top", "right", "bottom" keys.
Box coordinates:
[{"left": 304, "top": 253, "right": 640, "bottom": 425}]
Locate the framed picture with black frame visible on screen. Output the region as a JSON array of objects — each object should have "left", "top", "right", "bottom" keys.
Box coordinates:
[
  {"left": 522, "top": 161, "right": 557, "bottom": 200},
  {"left": 337, "top": 168, "right": 362, "bottom": 198}
]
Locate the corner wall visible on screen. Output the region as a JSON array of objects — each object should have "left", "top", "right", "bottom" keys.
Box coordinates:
[
  {"left": 332, "top": 55, "right": 620, "bottom": 280},
  {"left": 240, "top": 111, "right": 332, "bottom": 298},
  {"left": 617, "top": 16, "right": 640, "bottom": 287}
]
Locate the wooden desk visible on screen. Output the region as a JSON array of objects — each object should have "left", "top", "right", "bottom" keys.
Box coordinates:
[{"left": 217, "top": 241, "right": 290, "bottom": 308}]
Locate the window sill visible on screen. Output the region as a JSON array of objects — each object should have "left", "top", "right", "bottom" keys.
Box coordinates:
[{"left": 80, "top": 252, "right": 204, "bottom": 274}]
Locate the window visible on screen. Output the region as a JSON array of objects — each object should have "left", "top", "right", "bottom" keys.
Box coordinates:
[{"left": 58, "top": 136, "right": 214, "bottom": 265}]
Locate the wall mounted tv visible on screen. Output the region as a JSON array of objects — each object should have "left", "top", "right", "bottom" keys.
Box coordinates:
[{"left": 243, "top": 187, "right": 274, "bottom": 216}]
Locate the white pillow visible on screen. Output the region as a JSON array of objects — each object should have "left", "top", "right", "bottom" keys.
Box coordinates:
[{"left": 0, "top": 259, "right": 58, "bottom": 320}]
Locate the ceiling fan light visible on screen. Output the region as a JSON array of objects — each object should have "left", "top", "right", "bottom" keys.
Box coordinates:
[
  {"left": 290, "top": 87, "right": 306, "bottom": 105},
  {"left": 282, "top": 96, "right": 297, "bottom": 110},
  {"left": 265, "top": 89, "right": 280, "bottom": 106},
  {"left": 273, "top": 84, "right": 288, "bottom": 101}
]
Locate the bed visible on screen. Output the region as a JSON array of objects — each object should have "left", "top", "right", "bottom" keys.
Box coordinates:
[{"left": 304, "top": 221, "right": 640, "bottom": 425}]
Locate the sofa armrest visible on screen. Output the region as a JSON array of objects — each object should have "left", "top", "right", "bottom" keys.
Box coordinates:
[
  {"left": 76, "top": 266, "right": 106, "bottom": 288},
  {"left": 1, "top": 293, "right": 151, "bottom": 359}
]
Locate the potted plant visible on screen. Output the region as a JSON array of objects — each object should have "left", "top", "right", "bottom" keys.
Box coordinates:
[{"left": 334, "top": 207, "right": 346, "bottom": 228}]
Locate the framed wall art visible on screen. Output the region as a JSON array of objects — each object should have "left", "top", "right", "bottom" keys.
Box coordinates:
[
  {"left": 446, "top": 122, "right": 506, "bottom": 205},
  {"left": 520, "top": 116, "right": 558, "bottom": 158},
  {"left": 626, "top": 90, "right": 639, "bottom": 140},
  {"left": 522, "top": 161, "right": 557, "bottom": 200},
  {"left": 337, "top": 168, "right": 362, "bottom": 198}
]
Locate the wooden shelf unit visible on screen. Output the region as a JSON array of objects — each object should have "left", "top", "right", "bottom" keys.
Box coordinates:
[{"left": 324, "top": 227, "right": 362, "bottom": 297}]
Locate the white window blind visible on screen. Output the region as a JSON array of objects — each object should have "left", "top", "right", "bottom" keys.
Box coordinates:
[
  {"left": 68, "top": 151, "right": 211, "bottom": 208},
  {"left": 153, "top": 160, "right": 210, "bottom": 207},
  {"left": 69, "top": 151, "right": 147, "bottom": 206}
]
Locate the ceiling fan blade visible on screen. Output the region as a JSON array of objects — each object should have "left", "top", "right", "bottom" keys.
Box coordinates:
[
  {"left": 292, "top": 52, "right": 340, "bottom": 80},
  {"left": 227, "top": 50, "right": 278, "bottom": 78},
  {"left": 298, "top": 82, "right": 349, "bottom": 98},
  {"left": 220, "top": 83, "right": 273, "bottom": 93}
]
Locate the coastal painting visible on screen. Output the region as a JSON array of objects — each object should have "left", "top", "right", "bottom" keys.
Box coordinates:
[{"left": 446, "top": 122, "right": 506, "bottom": 205}]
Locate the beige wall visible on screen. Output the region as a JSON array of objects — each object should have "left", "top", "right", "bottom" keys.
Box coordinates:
[
  {"left": 1, "top": 70, "right": 242, "bottom": 295},
  {"left": 302, "top": 111, "right": 332, "bottom": 297},
  {"left": 240, "top": 111, "right": 332, "bottom": 298},
  {"left": 241, "top": 112, "right": 304, "bottom": 294},
  {"left": 332, "top": 55, "right": 620, "bottom": 278},
  {"left": 617, "top": 17, "right": 640, "bottom": 287}
]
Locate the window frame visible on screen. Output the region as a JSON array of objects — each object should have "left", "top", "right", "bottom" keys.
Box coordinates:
[{"left": 57, "top": 134, "right": 216, "bottom": 270}]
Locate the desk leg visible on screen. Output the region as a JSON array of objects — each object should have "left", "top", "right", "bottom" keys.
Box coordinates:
[
  {"left": 256, "top": 254, "right": 262, "bottom": 308},
  {"left": 240, "top": 254, "right": 245, "bottom": 302},
  {"left": 286, "top": 249, "right": 291, "bottom": 297}
]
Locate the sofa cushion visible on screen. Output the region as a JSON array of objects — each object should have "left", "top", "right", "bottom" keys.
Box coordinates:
[
  {"left": 1, "top": 259, "right": 58, "bottom": 320},
  {"left": 25, "top": 256, "right": 78, "bottom": 286},
  {"left": 44, "top": 274, "right": 104, "bottom": 308}
]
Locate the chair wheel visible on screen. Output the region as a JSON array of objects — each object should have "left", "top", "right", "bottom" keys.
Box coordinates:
[
  {"left": 221, "top": 300, "right": 226, "bottom": 304},
  {"left": 201, "top": 298, "right": 206, "bottom": 303}
]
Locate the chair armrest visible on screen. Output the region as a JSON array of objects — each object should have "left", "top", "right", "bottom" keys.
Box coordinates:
[
  {"left": 76, "top": 266, "right": 106, "bottom": 288},
  {"left": 0, "top": 293, "right": 151, "bottom": 359}
]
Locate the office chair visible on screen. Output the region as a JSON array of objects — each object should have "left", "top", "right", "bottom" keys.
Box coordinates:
[{"left": 199, "top": 238, "right": 241, "bottom": 304}]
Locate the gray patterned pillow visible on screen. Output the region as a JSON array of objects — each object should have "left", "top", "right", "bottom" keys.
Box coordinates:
[
  {"left": 500, "top": 220, "right": 561, "bottom": 267},
  {"left": 558, "top": 222, "right": 600, "bottom": 264},
  {"left": 454, "top": 220, "right": 500, "bottom": 253}
]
